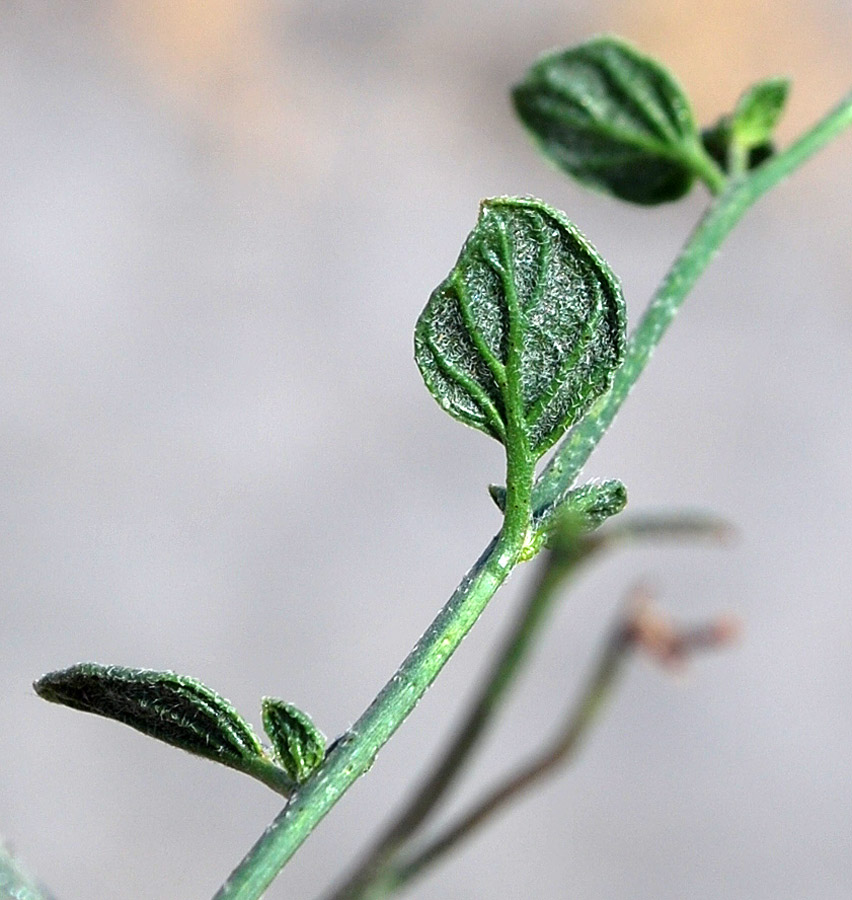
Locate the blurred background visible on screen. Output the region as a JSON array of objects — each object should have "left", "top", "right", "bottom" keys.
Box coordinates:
[{"left": 2, "top": 1, "right": 851, "bottom": 898}]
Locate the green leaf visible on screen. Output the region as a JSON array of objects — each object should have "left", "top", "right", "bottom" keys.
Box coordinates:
[
  {"left": 261, "top": 698, "right": 325, "bottom": 783},
  {"left": 701, "top": 78, "right": 789, "bottom": 174},
  {"left": 512, "top": 36, "right": 711, "bottom": 204},
  {"left": 490, "top": 477, "right": 626, "bottom": 528},
  {"left": 701, "top": 118, "right": 774, "bottom": 173},
  {"left": 545, "top": 478, "right": 628, "bottom": 531},
  {"left": 415, "top": 197, "right": 625, "bottom": 460},
  {"left": 34, "top": 664, "right": 265, "bottom": 773},
  {"left": 731, "top": 77, "right": 790, "bottom": 148}
]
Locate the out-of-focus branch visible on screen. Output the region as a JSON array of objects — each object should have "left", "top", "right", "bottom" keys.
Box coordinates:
[
  {"left": 325, "top": 513, "right": 731, "bottom": 900},
  {"left": 388, "top": 588, "right": 738, "bottom": 893}
]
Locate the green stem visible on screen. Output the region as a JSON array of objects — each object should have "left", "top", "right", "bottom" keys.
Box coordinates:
[
  {"left": 244, "top": 757, "right": 297, "bottom": 797},
  {"left": 685, "top": 142, "right": 728, "bottom": 196},
  {"left": 533, "top": 87, "right": 852, "bottom": 516},
  {"left": 324, "top": 511, "right": 727, "bottom": 900},
  {"left": 213, "top": 88, "right": 851, "bottom": 900},
  {"left": 323, "top": 526, "right": 593, "bottom": 900}
]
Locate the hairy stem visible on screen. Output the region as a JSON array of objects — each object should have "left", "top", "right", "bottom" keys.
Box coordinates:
[
  {"left": 213, "top": 88, "right": 851, "bottom": 900},
  {"left": 532, "top": 88, "right": 852, "bottom": 514},
  {"left": 323, "top": 526, "right": 595, "bottom": 900},
  {"left": 324, "top": 512, "right": 726, "bottom": 900}
]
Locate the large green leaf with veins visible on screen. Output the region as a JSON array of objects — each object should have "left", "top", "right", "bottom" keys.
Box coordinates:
[
  {"left": 512, "top": 36, "right": 708, "bottom": 204},
  {"left": 415, "top": 196, "right": 625, "bottom": 459}
]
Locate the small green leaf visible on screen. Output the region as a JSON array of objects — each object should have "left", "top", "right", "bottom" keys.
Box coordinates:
[
  {"left": 547, "top": 478, "right": 628, "bottom": 531},
  {"left": 415, "top": 197, "right": 624, "bottom": 460},
  {"left": 731, "top": 77, "right": 790, "bottom": 148},
  {"left": 261, "top": 698, "right": 325, "bottom": 783},
  {"left": 701, "top": 78, "right": 789, "bottom": 174},
  {"left": 512, "top": 36, "right": 710, "bottom": 204},
  {"left": 493, "top": 479, "right": 626, "bottom": 560},
  {"left": 34, "top": 664, "right": 264, "bottom": 772},
  {"left": 701, "top": 118, "right": 774, "bottom": 173}
]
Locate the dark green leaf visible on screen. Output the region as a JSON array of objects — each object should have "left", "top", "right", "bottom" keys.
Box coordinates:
[
  {"left": 34, "top": 663, "right": 264, "bottom": 772},
  {"left": 261, "top": 698, "right": 325, "bottom": 783},
  {"left": 512, "top": 36, "right": 709, "bottom": 204},
  {"left": 731, "top": 78, "right": 790, "bottom": 148},
  {"left": 415, "top": 197, "right": 625, "bottom": 459}
]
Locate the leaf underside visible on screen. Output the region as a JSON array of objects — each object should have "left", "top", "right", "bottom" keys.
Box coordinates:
[
  {"left": 415, "top": 196, "right": 624, "bottom": 458},
  {"left": 512, "top": 36, "right": 701, "bottom": 204},
  {"left": 34, "top": 663, "right": 264, "bottom": 771},
  {"left": 262, "top": 698, "right": 325, "bottom": 783}
]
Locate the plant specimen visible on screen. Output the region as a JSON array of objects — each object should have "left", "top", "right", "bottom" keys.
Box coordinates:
[{"left": 17, "top": 35, "right": 851, "bottom": 900}]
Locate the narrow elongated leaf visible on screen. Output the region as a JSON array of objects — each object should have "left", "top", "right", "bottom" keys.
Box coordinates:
[
  {"left": 415, "top": 197, "right": 624, "bottom": 458},
  {"left": 512, "top": 36, "right": 708, "bottom": 204},
  {"left": 731, "top": 78, "right": 790, "bottom": 148},
  {"left": 261, "top": 698, "right": 325, "bottom": 783},
  {"left": 34, "top": 664, "right": 264, "bottom": 772}
]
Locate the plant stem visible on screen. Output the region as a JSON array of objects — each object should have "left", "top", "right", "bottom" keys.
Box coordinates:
[
  {"left": 686, "top": 143, "right": 728, "bottom": 196},
  {"left": 215, "top": 443, "right": 533, "bottom": 900},
  {"left": 323, "top": 512, "right": 726, "bottom": 900},
  {"left": 532, "top": 87, "right": 852, "bottom": 516},
  {"left": 213, "top": 88, "right": 851, "bottom": 900},
  {"left": 323, "top": 526, "right": 595, "bottom": 900},
  {"left": 244, "top": 758, "right": 297, "bottom": 798}
]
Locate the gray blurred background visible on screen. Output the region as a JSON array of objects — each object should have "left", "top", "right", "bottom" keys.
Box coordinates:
[{"left": 2, "top": 2, "right": 851, "bottom": 898}]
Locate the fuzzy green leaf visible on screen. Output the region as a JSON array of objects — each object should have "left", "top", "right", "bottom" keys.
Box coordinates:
[
  {"left": 731, "top": 78, "right": 790, "bottom": 148},
  {"left": 34, "top": 664, "right": 264, "bottom": 772},
  {"left": 512, "top": 36, "right": 707, "bottom": 204},
  {"left": 490, "top": 478, "right": 626, "bottom": 527},
  {"left": 261, "top": 698, "right": 325, "bottom": 783},
  {"left": 539, "top": 478, "right": 627, "bottom": 540},
  {"left": 415, "top": 197, "right": 625, "bottom": 459}
]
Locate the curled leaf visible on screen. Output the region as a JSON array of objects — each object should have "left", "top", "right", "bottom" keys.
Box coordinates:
[
  {"left": 415, "top": 197, "right": 624, "bottom": 459},
  {"left": 548, "top": 479, "right": 627, "bottom": 531},
  {"left": 261, "top": 698, "right": 325, "bottom": 783},
  {"left": 34, "top": 663, "right": 264, "bottom": 772},
  {"left": 513, "top": 36, "right": 709, "bottom": 204}
]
